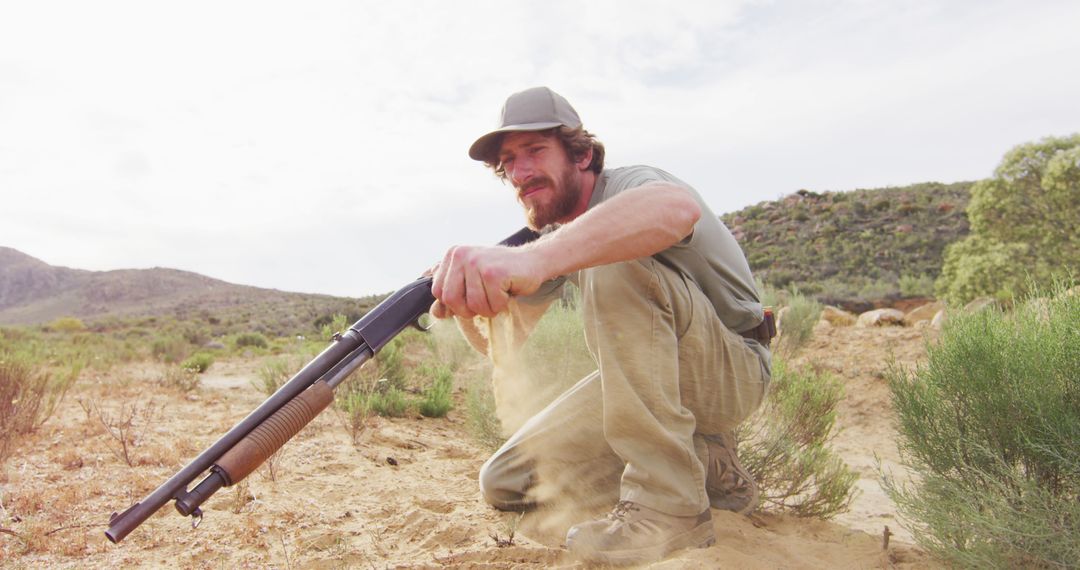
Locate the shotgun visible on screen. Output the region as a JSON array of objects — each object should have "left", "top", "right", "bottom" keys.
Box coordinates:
[{"left": 105, "top": 227, "right": 539, "bottom": 543}]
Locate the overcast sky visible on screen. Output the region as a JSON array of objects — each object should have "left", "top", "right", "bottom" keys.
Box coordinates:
[{"left": 2, "top": 0, "right": 1078, "bottom": 297}]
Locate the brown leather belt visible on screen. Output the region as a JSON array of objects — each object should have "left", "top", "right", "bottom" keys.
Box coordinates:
[{"left": 740, "top": 309, "right": 777, "bottom": 347}]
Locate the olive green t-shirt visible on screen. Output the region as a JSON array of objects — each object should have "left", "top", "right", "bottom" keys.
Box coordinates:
[{"left": 530, "top": 165, "right": 764, "bottom": 334}]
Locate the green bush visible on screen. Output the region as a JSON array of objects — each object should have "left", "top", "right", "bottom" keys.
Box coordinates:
[
  {"left": 49, "top": 317, "right": 86, "bottom": 333},
  {"left": 517, "top": 298, "right": 595, "bottom": 411},
  {"left": 937, "top": 134, "right": 1080, "bottom": 305},
  {"left": 464, "top": 370, "right": 504, "bottom": 451},
  {"left": 774, "top": 288, "right": 822, "bottom": 358},
  {"left": 152, "top": 336, "right": 190, "bottom": 364},
  {"left": 255, "top": 355, "right": 307, "bottom": 396},
  {"left": 417, "top": 364, "right": 454, "bottom": 418},
  {"left": 180, "top": 352, "right": 214, "bottom": 374},
  {"left": 160, "top": 366, "right": 201, "bottom": 392},
  {"left": 337, "top": 389, "right": 371, "bottom": 444},
  {"left": 0, "top": 355, "right": 77, "bottom": 463},
  {"left": 738, "top": 359, "right": 857, "bottom": 518},
  {"left": 885, "top": 284, "right": 1080, "bottom": 567},
  {"left": 235, "top": 332, "right": 269, "bottom": 349},
  {"left": 898, "top": 273, "right": 935, "bottom": 298},
  {"left": 366, "top": 385, "right": 410, "bottom": 417},
  {"left": 319, "top": 313, "right": 350, "bottom": 342},
  {"left": 375, "top": 336, "right": 406, "bottom": 390}
]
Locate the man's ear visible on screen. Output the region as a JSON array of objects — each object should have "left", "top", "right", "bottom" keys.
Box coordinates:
[{"left": 575, "top": 147, "right": 593, "bottom": 171}]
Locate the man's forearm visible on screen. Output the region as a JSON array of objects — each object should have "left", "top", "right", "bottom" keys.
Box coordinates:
[{"left": 527, "top": 182, "right": 701, "bottom": 280}]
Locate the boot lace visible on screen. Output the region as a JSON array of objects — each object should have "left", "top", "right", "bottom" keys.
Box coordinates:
[{"left": 608, "top": 501, "right": 640, "bottom": 521}]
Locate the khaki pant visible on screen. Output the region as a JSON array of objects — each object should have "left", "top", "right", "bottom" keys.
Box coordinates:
[{"left": 479, "top": 258, "right": 771, "bottom": 517}]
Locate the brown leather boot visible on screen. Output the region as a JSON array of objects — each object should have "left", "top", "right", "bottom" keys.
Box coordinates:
[
  {"left": 704, "top": 431, "right": 760, "bottom": 515},
  {"left": 565, "top": 501, "right": 715, "bottom": 565}
]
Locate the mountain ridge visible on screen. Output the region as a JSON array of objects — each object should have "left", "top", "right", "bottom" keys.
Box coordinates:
[{"left": 0, "top": 247, "right": 369, "bottom": 331}]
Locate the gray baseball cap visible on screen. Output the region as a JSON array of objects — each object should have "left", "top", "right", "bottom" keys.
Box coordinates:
[{"left": 469, "top": 86, "right": 582, "bottom": 162}]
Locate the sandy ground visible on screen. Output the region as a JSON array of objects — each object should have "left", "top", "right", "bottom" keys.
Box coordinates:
[{"left": 0, "top": 324, "right": 938, "bottom": 569}]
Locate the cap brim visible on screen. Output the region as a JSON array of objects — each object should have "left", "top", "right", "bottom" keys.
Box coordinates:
[{"left": 468, "top": 121, "right": 564, "bottom": 161}]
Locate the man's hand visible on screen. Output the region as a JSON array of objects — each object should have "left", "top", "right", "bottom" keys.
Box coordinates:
[{"left": 430, "top": 245, "right": 546, "bottom": 319}]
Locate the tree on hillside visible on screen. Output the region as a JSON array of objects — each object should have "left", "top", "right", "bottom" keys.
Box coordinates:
[{"left": 937, "top": 134, "right": 1080, "bottom": 305}]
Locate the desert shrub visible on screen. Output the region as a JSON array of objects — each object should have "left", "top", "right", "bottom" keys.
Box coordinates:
[
  {"left": 756, "top": 278, "right": 781, "bottom": 309},
  {"left": 375, "top": 336, "right": 406, "bottom": 390},
  {"left": 319, "top": 313, "right": 351, "bottom": 342},
  {"left": 234, "top": 332, "right": 269, "bottom": 349},
  {"left": 180, "top": 352, "right": 214, "bottom": 374},
  {"left": 465, "top": 370, "right": 505, "bottom": 451},
  {"left": 884, "top": 284, "right": 1080, "bottom": 568},
  {"left": 48, "top": 316, "right": 86, "bottom": 333},
  {"left": 417, "top": 364, "right": 453, "bottom": 418},
  {"left": 81, "top": 399, "right": 163, "bottom": 467},
  {"left": 856, "top": 277, "right": 899, "bottom": 301},
  {"left": 337, "top": 389, "right": 371, "bottom": 444},
  {"left": 738, "top": 359, "right": 856, "bottom": 518},
  {"left": 180, "top": 324, "right": 210, "bottom": 346},
  {"left": 151, "top": 335, "right": 190, "bottom": 364},
  {"left": 255, "top": 355, "right": 307, "bottom": 396},
  {"left": 899, "top": 273, "right": 935, "bottom": 298},
  {"left": 429, "top": 319, "right": 477, "bottom": 371},
  {"left": 0, "top": 355, "right": 77, "bottom": 463},
  {"left": 159, "top": 366, "right": 201, "bottom": 392},
  {"left": 774, "top": 288, "right": 822, "bottom": 358},
  {"left": 366, "top": 385, "right": 410, "bottom": 417},
  {"left": 517, "top": 298, "right": 595, "bottom": 408}
]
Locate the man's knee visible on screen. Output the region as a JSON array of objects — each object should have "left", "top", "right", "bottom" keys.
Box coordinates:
[
  {"left": 584, "top": 259, "right": 655, "bottom": 293},
  {"left": 478, "top": 452, "right": 533, "bottom": 511}
]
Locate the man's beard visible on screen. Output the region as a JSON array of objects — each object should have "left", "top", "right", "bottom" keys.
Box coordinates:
[{"left": 518, "top": 168, "right": 581, "bottom": 230}]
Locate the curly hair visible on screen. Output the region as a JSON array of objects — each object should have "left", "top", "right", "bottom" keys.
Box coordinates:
[{"left": 485, "top": 126, "right": 605, "bottom": 180}]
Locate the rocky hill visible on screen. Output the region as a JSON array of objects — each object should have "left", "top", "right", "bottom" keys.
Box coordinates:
[
  {"left": 0, "top": 247, "right": 376, "bottom": 334},
  {"left": 722, "top": 181, "right": 973, "bottom": 309}
]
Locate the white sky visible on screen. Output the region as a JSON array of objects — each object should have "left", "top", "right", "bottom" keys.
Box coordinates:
[{"left": 2, "top": 0, "right": 1078, "bottom": 297}]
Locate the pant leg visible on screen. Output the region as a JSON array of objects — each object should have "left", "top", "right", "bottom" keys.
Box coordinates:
[
  {"left": 479, "top": 370, "right": 624, "bottom": 512},
  {"left": 580, "top": 258, "right": 769, "bottom": 517},
  {"left": 481, "top": 257, "right": 770, "bottom": 518}
]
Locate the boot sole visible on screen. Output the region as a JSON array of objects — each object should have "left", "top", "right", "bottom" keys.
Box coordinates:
[{"left": 567, "top": 521, "right": 716, "bottom": 566}]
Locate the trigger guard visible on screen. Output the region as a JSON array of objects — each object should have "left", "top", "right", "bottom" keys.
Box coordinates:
[{"left": 411, "top": 316, "right": 433, "bottom": 332}]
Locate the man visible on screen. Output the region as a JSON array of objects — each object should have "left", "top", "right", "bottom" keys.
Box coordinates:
[{"left": 430, "top": 87, "right": 772, "bottom": 565}]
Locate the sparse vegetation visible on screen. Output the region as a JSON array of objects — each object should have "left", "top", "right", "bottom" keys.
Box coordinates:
[
  {"left": 159, "top": 365, "right": 201, "bottom": 392},
  {"left": 417, "top": 364, "right": 454, "bottom": 418},
  {"left": 366, "top": 385, "right": 410, "bottom": 418},
  {"left": 48, "top": 316, "right": 86, "bottom": 333},
  {"left": 738, "top": 359, "right": 857, "bottom": 518},
  {"left": 180, "top": 352, "right": 214, "bottom": 373},
  {"left": 337, "top": 388, "right": 372, "bottom": 445},
  {"left": 771, "top": 286, "right": 823, "bottom": 358},
  {"left": 319, "top": 313, "right": 351, "bottom": 342},
  {"left": 152, "top": 335, "right": 190, "bottom": 364},
  {"left": 724, "top": 181, "right": 972, "bottom": 308},
  {"left": 256, "top": 356, "right": 300, "bottom": 396},
  {"left": 465, "top": 370, "right": 505, "bottom": 451},
  {"left": 885, "top": 283, "right": 1080, "bottom": 567},
  {"left": 235, "top": 332, "right": 269, "bottom": 349},
  {"left": 80, "top": 398, "right": 164, "bottom": 467},
  {"left": 0, "top": 352, "right": 78, "bottom": 464}
]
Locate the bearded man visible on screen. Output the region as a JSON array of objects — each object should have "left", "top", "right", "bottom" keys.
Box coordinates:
[{"left": 430, "top": 86, "right": 772, "bottom": 565}]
